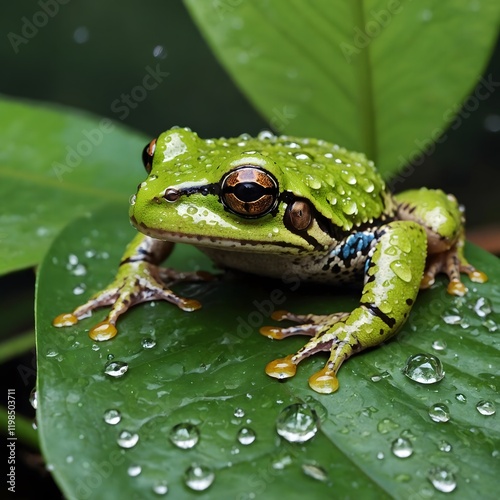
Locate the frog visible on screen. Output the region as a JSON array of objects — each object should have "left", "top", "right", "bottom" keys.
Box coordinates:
[{"left": 53, "top": 127, "right": 487, "bottom": 394}]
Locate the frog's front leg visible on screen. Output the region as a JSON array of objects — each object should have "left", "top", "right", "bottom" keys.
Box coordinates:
[
  {"left": 53, "top": 233, "right": 211, "bottom": 341},
  {"left": 395, "top": 188, "right": 487, "bottom": 296},
  {"left": 263, "top": 221, "right": 427, "bottom": 394}
]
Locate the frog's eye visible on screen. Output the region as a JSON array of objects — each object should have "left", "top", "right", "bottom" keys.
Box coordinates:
[
  {"left": 220, "top": 166, "right": 279, "bottom": 218},
  {"left": 142, "top": 138, "right": 157, "bottom": 173},
  {"left": 284, "top": 199, "right": 313, "bottom": 231}
]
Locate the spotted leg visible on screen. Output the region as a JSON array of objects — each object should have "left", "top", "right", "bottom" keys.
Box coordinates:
[
  {"left": 262, "top": 221, "right": 427, "bottom": 394},
  {"left": 53, "top": 233, "right": 213, "bottom": 341},
  {"left": 395, "top": 188, "right": 487, "bottom": 296}
]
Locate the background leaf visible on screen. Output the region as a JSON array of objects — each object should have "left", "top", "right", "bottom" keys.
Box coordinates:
[
  {"left": 184, "top": 0, "right": 500, "bottom": 175},
  {"left": 37, "top": 205, "right": 500, "bottom": 499},
  {"left": 0, "top": 97, "right": 147, "bottom": 275}
]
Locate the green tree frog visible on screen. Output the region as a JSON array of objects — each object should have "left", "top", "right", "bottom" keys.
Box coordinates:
[{"left": 53, "top": 128, "right": 487, "bottom": 394}]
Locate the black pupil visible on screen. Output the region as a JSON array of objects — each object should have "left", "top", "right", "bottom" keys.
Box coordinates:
[{"left": 234, "top": 182, "right": 266, "bottom": 202}]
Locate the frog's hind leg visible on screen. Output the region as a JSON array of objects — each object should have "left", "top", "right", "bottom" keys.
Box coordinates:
[
  {"left": 395, "top": 188, "right": 488, "bottom": 296},
  {"left": 263, "top": 220, "right": 427, "bottom": 394}
]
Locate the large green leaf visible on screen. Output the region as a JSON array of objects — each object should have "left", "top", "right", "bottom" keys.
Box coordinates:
[
  {"left": 184, "top": 0, "right": 500, "bottom": 174},
  {"left": 0, "top": 97, "right": 147, "bottom": 275},
  {"left": 37, "top": 205, "right": 500, "bottom": 499}
]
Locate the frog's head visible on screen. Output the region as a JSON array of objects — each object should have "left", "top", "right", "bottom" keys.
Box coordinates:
[{"left": 130, "top": 128, "right": 384, "bottom": 253}]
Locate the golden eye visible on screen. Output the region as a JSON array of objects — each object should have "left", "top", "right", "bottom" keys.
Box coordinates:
[
  {"left": 142, "top": 138, "right": 157, "bottom": 173},
  {"left": 285, "top": 200, "right": 312, "bottom": 231},
  {"left": 220, "top": 166, "right": 279, "bottom": 218}
]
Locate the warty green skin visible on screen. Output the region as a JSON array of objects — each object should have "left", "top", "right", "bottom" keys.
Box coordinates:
[{"left": 53, "top": 128, "right": 487, "bottom": 394}]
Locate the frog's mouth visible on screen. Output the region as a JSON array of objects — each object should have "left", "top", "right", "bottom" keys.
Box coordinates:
[{"left": 130, "top": 215, "right": 306, "bottom": 254}]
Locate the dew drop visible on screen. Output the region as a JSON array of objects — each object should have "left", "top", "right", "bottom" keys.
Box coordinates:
[
  {"left": 276, "top": 403, "right": 319, "bottom": 443},
  {"left": 442, "top": 314, "right": 462, "bottom": 325},
  {"left": 473, "top": 297, "right": 492, "bottom": 318},
  {"left": 141, "top": 338, "right": 156, "bottom": 349},
  {"left": 455, "top": 393, "right": 467, "bottom": 403},
  {"left": 127, "top": 464, "right": 142, "bottom": 477},
  {"left": 341, "top": 198, "right": 358, "bottom": 215},
  {"left": 104, "top": 361, "right": 128, "bottom": 378},
  {"left": 271, "top": 452, "right": 293, "bottom": 470},
  {"left": 428, "top": 403, "right": 451, "bottom": 423},
  {"left": 438, "top": 440, "right": 452, "bottom": 452},
  {"left": 152, "top": 45, "right": 167, "bottom": 59},
  {"left": 431, "top": 339, "right": 447, "bottom": 351},
  {"left": 377, "top": 418, "right": 399, "bottom": 434},
  {"left": 294, "top": 152, "right": 313, "bottom": 161},
  {"left": 237, "top": 427, "right": 256, "bottom": 445},
  {"left": 302, "top": 462, "right": 328, "bottom": 481},
  {"left": 29, "top": 388, "right": 37, "bottom": 410},
  {"left": 117, "top": 430, "right": 139, "bottom": 449},
  {"left": 103, "top": 409, "right": 121, "bottom": 425},
  {"left": 476, "top": 400, "right": 496, "bottom": 416},
  {"left": 257, "top": 130, "right": 276, "bottom": 141},
  {"left": 184, "top": 464, "right": 215, "bottom": 491},
  {"left": 234, "top": 408, "right": 245, "bottom": 418},
  {"left": 402, "top": 353, "right": 445, "bottom": 384},
  {"left": 169, "top": 423, "right": 200, "bottom": 449},
  {"left": 390, "top": 260, "right": 412, "bottom": 282},
  {"left": 482, "top": 319, "right": 498, "bottom": 332},
  {"left": 152, "top": 481, "right": 168, "bottom": 495},
  {"left": 391, "top": 437, "right": 413, "bottom": 458},
  {"left": 428, "top": 466, "right": 457, "bottom": 493},
  {"left": 370, "top": 370, "right": 391, "bottom": 382}
]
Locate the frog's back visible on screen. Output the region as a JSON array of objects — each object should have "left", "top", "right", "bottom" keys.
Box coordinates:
[{"left": 206, "top": 131, "right": 392, "bottom": 231}]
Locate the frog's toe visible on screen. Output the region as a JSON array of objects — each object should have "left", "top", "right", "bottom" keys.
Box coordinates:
[{"left": 260, "top": 323, "right": 321, "bottom": 340}]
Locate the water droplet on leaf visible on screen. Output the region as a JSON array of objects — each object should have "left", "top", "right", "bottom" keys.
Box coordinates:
[
  {"left": 403, "top": 353, "right": 445, "bottom": 384},
  {"left": 184, "top": 464, "right": 215, "bottom": 491},
  {"left": 117, "top": 430, "right": 139, "bottom": 449},
  {"left": 104, "top": 361, "right": 128, "bottom": 378},
  {"left": 237, "top": 427, "right": 256, "bottom": 445},
  {"left": 103, "top": 409, "right": 121, "bottom": 425},
  {"left": 391, "top": 437, "right": 413, "bottom": 458},
  {"left": 476, "top": 400, "right": 496, "bottom": 416},
  {"left": 428, "top": 466, "right": 457, "bottom": 493},
  {"left": 428, "top": 403, "right": 451, "bottom": 423},
  {"left": 276, "top": 403, "right": 319, "bottom": 443},
  {"left": 169, "top": 423, "right": 200, "bottom": 449}
]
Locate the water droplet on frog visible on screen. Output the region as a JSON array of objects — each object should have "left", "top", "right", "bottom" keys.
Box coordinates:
[
  {"left": 390, "top": 260, "right": 412, "bottom": 283},
  {"left": 104, "top": 361, "right": 128, "bottom": 378},
  {"left": 341, "top": 198, "right": 357, "bottom": 215},
  {"left": 117, "top": 430, "right": 139, "bottom": 449},
  {"left": 302, "top": 462, "right": 328, "bottom": 481},
  {"left": 129, "top": 194, "right": 136, "bottom": 206},
  {"left": 276, "top": 403, "right": 319, "bottom": 443},
  {"left": 294, "top": 152, "right": 313, "bottom": 161},
  {"left": 128, "top": 464, "right": 142, "bottom": 477},
  {"left": 476, "top": 400, "right": 496, "bottom": 416},
  {"left": 428, "top": 403, "right": 451, "bottom": 423},
  {"left": 391, "top": 437, "right": 413, "bottom": 458},
  {"left": 258, "top": 130, "right": 275, "bottom": 141},
  {"left": 438, "top": 440, "right": 452, "bottom": 452},
  {"left": 340, "top": 169, "right": 357, "bottom": 185},
  {"left": 29, "top": 388, "right": 37, "bottom": 410},
  {"left": 141, "top": 338, "right": 156, "bottom": 349},
  {"left": 103, "top": 409, "right": 121, "bottom": 425},
  {"left": 428, "top": 466, "right": 457, "bottom": 493},
  {"left": 432, "top": 339, "right": 447, "bottom": 351},
  {"left": 169, "top": 423, "right": 200, "bottom": 449},
  {"left": 474, "top": 297, "right": 492, "bottom": 318},
  {"left": 237, "top": 427, "right": 256, "bottom": 445},
  {"left": 152, "top": 481, "right": 168, "bottom": 495},
  {"left": 403, "top": 353, "right": 445, "bottom": 384},
  {"left": 305, "top": 175, "right": 322, "bottom": 189},
  {"left": 233, "top": 408, "right": 245, "bottom": 418},
  {"left": 184, "top": 464, "right": 215, "bottom": 491}
]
